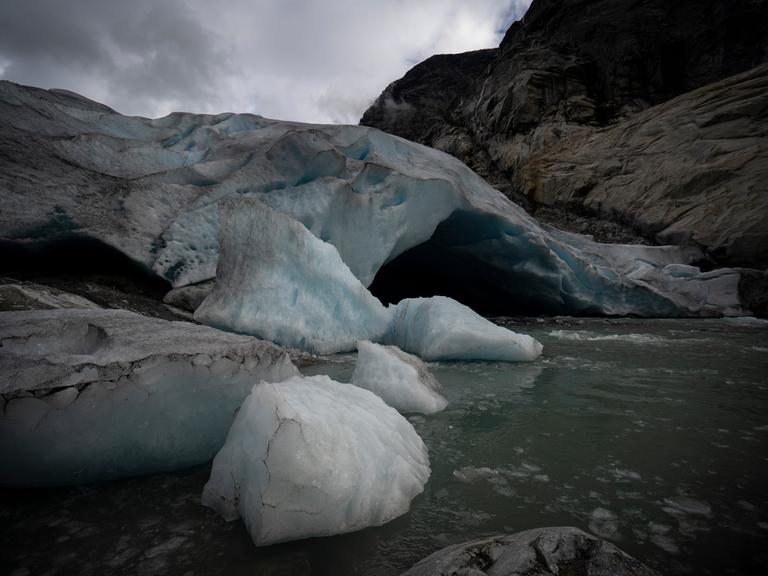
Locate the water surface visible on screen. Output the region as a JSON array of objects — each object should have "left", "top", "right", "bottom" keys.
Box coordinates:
[{"left": 3, "top": 318, "right": 767, "bottom": 575}]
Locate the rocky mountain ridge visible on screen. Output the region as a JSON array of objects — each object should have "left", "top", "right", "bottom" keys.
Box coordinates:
[{"left": 361, "top": 0, "right": 768, "bottom": 269}]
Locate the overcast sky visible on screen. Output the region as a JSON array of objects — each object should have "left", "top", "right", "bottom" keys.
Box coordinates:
[{"left": 0, "top": 0, "right": 530, "bottom": 123}]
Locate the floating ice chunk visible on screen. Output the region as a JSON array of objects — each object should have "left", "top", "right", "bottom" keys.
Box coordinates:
[
  {"left": 452, "top": 466, "right": 500, "bottom": 483},
  {"left": 0, "top": 308, "right": 297, "bottom": 486},
  {"left": 351, "top": 340, "right": 447, "bottom": 414},
  {"left": 663, "top": 496, "right": 712, "bottom": 517},
  {"left": 386, "top": 296, "right": 543, "bottom": 362},
  {"left": 610, "top": 468, "right": 643, "bottom": 482},
  {"left": 589, "top": 507, "right": 621, "bottom": 540},
  {"left": 647, "top": 523, "right": 679, "bottom": 554},
  {"left": 650, "top": 534, "right": 680, "bottom": 554},
  {"left": 195, "top": 199, "right": 391, "bottom": 354},
  {"left": 201, "top": 375, "right": 430, "bottom": 546}
]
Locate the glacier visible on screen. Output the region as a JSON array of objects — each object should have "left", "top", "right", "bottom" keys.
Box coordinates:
[
  {"left": 195, "top": 197, "right": 543, "bottom": 359},
  {"left": 0, "top": 80, "right": 746, "bottom": 318},
  {"left": 0, "top": 308, "right": 297, "bottom": 486},
  {"left": 351, "top": 340, "right": 447, "bottom": 414},
  {"left": 201, "top": 375, "right": 430, "bottom": 546}
]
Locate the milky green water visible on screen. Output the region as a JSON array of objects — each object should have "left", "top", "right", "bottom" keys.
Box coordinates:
[{"left": 3, "top": 318, "right": 767, "bottom": 575}]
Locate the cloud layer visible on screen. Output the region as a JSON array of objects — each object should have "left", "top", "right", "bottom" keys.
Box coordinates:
[{"left": 0, "top": 0, "right": 530, "bottom": 123}]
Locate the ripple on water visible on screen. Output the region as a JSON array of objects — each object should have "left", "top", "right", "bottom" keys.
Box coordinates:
[
  {"left": 662, "top": 496, "right": 713, "bottom": 517},
  {"left": 547, "top": 330, "right": 668, "bottom": 344}
]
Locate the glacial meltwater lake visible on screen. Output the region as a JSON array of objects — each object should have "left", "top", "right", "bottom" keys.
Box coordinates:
[{"left": 2, "top": 317, "right": 767, "bottom": 575}]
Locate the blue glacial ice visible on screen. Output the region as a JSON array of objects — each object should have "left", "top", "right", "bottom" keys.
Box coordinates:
[
  {"left": 0, "top": 308, "right": 298, "bottom": 486},
  {"left": 201, "top": 374, "right": 430, "bottom": 546},
  {"left": 194, "top": 200, "right": 392, "bottom": 355},
  {"left": 386, "top": 296, "right": 543, "bottom": 361},
  {"left": 351, "top": 340, "right": 447, "bottom": 414},
  {"left": 0, "top": 81, "right": 745, "bottom": 318},
  {"left": 195, "top": 198, "right": 543, "bottom": 360}
]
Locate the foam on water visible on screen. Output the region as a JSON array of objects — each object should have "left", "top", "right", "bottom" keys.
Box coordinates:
[{"left": 547, "top": 330, "right": 667, "bottom": 344}]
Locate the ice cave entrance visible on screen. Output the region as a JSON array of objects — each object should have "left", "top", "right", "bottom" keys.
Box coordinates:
[
  {"left": 0, "top": 235, "right": 172, "bottom": 297},
  {"left": 370, "top": 210, "right": 563, "bottom": 317}
]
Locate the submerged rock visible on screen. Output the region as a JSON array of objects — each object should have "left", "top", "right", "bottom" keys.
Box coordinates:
[
  {"left": 202, "top": 375, "right": 430, "bottom": 546},
  {"left": 401, "top": 526, "right": 659, "bottom": 576},
  {"left": 351, "top": 340, "right": 447, "bottom": 414},
  {"left": 0, "top": 80, "right": 746, "bottom": 317},
  {"left": 0, "top": 308, "right": 297, "bottom": 486}
]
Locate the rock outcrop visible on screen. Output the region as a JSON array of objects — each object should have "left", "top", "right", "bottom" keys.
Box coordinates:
[
  {"left": 361, "top": 0, "right": 768, "bottom": 268},
  {"left": 520, "top": 65, "right": 768, "bottom": 268},
  {"left": 401, "top": 526, "right": 659, "bottom": 576}
]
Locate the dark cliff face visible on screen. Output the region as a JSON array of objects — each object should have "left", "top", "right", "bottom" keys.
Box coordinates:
[
  {"left": 500, "top": 0, "right": 768, "bottom": 107},
  {"left": 360, "top": 0, "right": 768, "bottom": 267}
]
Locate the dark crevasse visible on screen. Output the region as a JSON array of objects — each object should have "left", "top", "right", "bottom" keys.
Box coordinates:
[{"left": 0, "top": 235, "right": 172, "bottom": 308}]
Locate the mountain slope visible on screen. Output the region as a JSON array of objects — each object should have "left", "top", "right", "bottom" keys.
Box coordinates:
[{"left": 361, "top": 0, "right": 768, "bottom": 268}]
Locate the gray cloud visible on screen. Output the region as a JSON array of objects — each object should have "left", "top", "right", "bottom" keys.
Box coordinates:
[{"left": 0, "top": 0, "right": 530, "bottom": 123}]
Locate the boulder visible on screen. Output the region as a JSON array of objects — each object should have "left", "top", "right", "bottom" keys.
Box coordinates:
[{"left": 401, "top": 526, "right": 659, "bottom": 576}]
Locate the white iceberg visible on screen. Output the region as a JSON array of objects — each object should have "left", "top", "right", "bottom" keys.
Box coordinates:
[
  {"left": 0, "top": 308, "right": 298, "bottom": 486},
  {"left": 196, "top": 197, "right": 543, "bottom": 361},
  {"left": 201, "top": 374, "right": 430, "bottom": 546},
  {"left": 351, "top": 340, "right": 447, "bottom": 414},
  {"left": 387, "top": 296, "right": 543, "bottom": 362}
]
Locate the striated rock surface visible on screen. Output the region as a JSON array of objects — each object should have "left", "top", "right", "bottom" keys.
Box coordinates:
[
  {"left": 361, "top": 0, "right": 768, "bottom": 268},
  {"left": 401, "top": 526, "right": 659, "bottom": 576},
  {"left": 520, "top": 65, "right": 768, "bottom": 268},
  {"left": 0, "top": 308, "right": 297, "bottom": 485}
]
